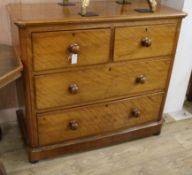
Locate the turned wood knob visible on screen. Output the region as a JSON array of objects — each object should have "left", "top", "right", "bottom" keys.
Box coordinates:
[
  {"left": 131, "top": 108, "right": 141, "bottom": 118},
  {"left": 68, "top": 84, "right": 79, "bottom": 94},
  {"left": 141, "top": 37, "right": 152, "bottom": 47},
  {"left": 136, "top": 75, "right": 146, "bottom": 84},
  {"left": 69, "top": 120, "right": 79, "bottom": 130},
  {"left": 68, "top": 43, "right": 80, "bottom": 54}
]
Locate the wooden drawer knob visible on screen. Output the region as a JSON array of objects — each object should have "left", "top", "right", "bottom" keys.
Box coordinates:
[
  {"left": 68, "top": 84, "right": 79, "bottom": 94},
  {"left": 141, "top": 37, "right": 152, "bottom": 47},
  {"left": 69, "top": 120, "right": 79, "bottom": 130},
  {"left": 131, "top": 108, "right": 141, "bottom": 118},
  {"left": 68, "top": 44, "right": 80, "bottom": 54},
  {"left": 136, "top": 75, "right": 146, "bottom": 84}
]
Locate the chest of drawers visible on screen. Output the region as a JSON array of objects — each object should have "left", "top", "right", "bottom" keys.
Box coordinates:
[{"left": 8, "top": 1, "right": 186, "bottom": 162}]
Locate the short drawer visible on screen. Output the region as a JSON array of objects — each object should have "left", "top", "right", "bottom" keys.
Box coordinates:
[
  {"left": 32, "top": 28, "right": 111, "bottom": 71},
  {"left": 114, "top": 24, "right": 177, "bottom": 61},
  {"left": 38, "top": 93, "right": 164, "bottom": 146},
  {"left": 35, "top": 59, "right": 170, "bottom": 110}
]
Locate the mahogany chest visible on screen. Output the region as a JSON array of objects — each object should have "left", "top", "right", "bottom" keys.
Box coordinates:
[{"left": 8, "top": 1, "right": 186, "bottom": 162}]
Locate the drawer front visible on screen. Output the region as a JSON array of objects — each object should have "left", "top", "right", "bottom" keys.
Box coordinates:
[
  {"left": 38, "top": 93, "right": 164, "bottom": 146},
  {"left": 32, "top": 29, "right": 111, "bottom": 71},
  {"left": 114, "top": 24, "right": 177, "bottom": 61},
  {"left": 35, "top": 59, "right": 170, "bottom": 110}
]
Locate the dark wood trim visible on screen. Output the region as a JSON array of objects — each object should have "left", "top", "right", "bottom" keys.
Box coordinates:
[
  {"left": 9, "top": 2, "right": 185, "bottom": 162},
  {"left": 0, "top": 127, "right": 2, "bottom": 141},
  {"left": 17, "top": 108, "right": 163, "bottom": 162},
  {"left": 16, "top": 110, "right": 28, "bottom": 145},
  {"left": 187, "top": 72, "right": 192, "bottom": 101},
  {"left": 28, "top": 119, "right": 163, "bottom": 162}
]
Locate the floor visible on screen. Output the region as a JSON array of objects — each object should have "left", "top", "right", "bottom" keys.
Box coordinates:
[
  {"left": 1, "top": 115, "right": 192, "bottom": 175},
  {"left": 165, "top": 101, "right": 192, "bottom": 121}
]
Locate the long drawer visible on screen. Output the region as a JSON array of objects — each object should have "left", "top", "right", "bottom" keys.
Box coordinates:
[
  {"left": 114, "top": 24, "right": 177, "bottom": 61},
  {"left": 35, "top": 59, "right": 171, "bottom": 110},
  {"left": 32, "top": 28, "right": 111, "bottom": 71},
  {"left": 38, "top": 93, "right": 164, "bottom": 146}
]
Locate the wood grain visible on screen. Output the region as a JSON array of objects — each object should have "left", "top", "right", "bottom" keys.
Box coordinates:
[
  {"left": 0, "top": 45, "right": 23, "bottom": 88},
  {"left": 0, "top": 83, "right": 18, "bottom": 110},
  {"left": 8, "top": 0, "right": 185, "bottom": 162},
  {"left": 3, "top": 116, "right": 192, "bottom": 174},
  {"left": 7, "top": 1, "right": 186, "bottom": 27},
  {"left": 114, "top": 24, "right": 177, "bottom": 61},
  {"left": 38, "top": 93, "right": 163, "bottom": 146},
  {"left": 32, "top": 28, "right": 111, "bottom": 71},
  {"left": 17, "top": 27, "right": 39, "bottom": 147},
  {"left": 35, "top": 59, "right": 171, "bottom": 110}
]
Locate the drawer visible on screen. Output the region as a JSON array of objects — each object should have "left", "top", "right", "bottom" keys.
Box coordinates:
[
  {"left": 35, "top": 59, "right": 170, "bottom": 110},
  {"left": 38, "top": 93, "right": 164, "bottom": 146},
  {"left": 114, "top": 24, "right": 177, "bottom": 61},
  {"left": 32, "top": 29, "right": 111, "bottom": 71}
]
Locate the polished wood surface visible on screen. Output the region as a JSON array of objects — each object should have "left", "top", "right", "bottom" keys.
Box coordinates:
[
  {"left": 19, "top": 109, "right": 162, "bottom": 161},
  {"left": 3, "top": 117, "right": 192, "bottom": 174},
  {"left": 0, "top": 45, "right": 22, "bottom": 142},
  {"left": 0, "top": 45, "right": 18, "bottom": 77},
  {"left": 7, "top": 1, "right": 186, "bottom": 27},
  {"left": 114, "top": 24, "right": 177, "bottom": 61},
  {"left": 0, "top": 83, "right": 18, "bottom": 110},
  {"left": 32, "top": 28, "right": 110, "bottom": 71},
  {"left": 38, "top": 93, "right": 163, "bottom": 146},
  {"left": 8, "top": 0, "right": 185, "bottom": 162},
  {"left": 35, "top": 59, "right": 170, "bottom": 110},
  {"left": 0, "top": 45, "right": 23, "bottom": 88}
]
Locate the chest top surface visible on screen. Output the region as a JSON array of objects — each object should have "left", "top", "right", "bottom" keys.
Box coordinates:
[{"left": 8, "top": 0, "right": 186, "bottom": 27}]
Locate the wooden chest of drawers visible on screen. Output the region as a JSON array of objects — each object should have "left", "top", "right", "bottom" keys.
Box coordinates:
[{"left": 8, "top": 0, "right": 186, "bottom": 162}]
